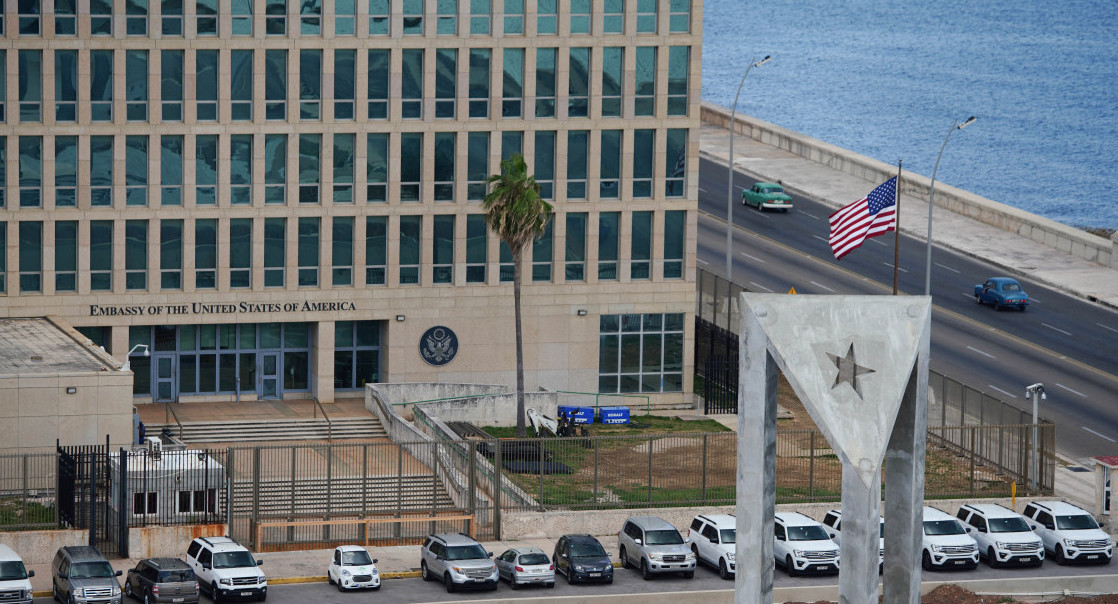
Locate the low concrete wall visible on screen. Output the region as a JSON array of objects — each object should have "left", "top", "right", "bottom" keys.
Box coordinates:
[
  {"left": 501, "top": 497, "right": 1056, "bottom": 540},
  {"left": 127, "top": 523, "right": 227, "bottom": 559},
  {"left": 0, "top": 529, "right": 86, "bottom": 564},
  {"left": 701, "top": 102, "right": 1117, "bottom": 270}
]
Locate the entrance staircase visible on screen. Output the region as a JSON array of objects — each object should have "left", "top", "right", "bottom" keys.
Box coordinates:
[{"left": 145, "top": 415, "right": 387, "bottom": 443}]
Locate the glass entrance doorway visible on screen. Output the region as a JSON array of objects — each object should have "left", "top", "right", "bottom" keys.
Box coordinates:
[
  {"left": 153, "top": 354, "right": 177, "bottom": 402},
  {"left": 258, "top": 352, "right": 281, "bottom": 399}
]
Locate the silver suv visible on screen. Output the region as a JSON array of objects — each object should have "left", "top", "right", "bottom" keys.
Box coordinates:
[
  {"left": 418, "top": 533, "right": 498, "bottom": 593},
  {"left": 618, "top": 516, "right": 696, "bottom": 580},
  {"left": 51, "top": 546, "right": 123, "bottom": 604}
]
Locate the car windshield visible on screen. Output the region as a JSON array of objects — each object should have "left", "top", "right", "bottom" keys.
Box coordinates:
[
  {"left": 1055, "top": 515, "right": 1099, "bottom": 531},
  {"left": 644, "top": 529, "right": 684, "bottom": 545},
  {"left": 519, "top": 553, "right": 549, "bottom": 565},
  {"left": 786, "top": 525, "right": 831, "bottom": 541},
  {"left": 341, "top": 551, "right": 372, "bottom": 565},
  {"left": 988, "top": 517, "right": 1031, "bottom": 533},
  {"left": 924, "top": 520, "right": 965, "bottom": 536},
  {"left": 70, "top": 561, "right": 116, "bottom": 579},
  {"left": 0, "top": 561, "right": 28, "bottom": 580},
  {"left": 571, "top": 541, "right": 606, "bottom": 557},
  {"left": 1002, "top": 283, "right": 1021, "bottom": 292},
  {"left": 445, "top": 545, "right": 487, "bottom": 561},
  {"left": 213, "top": 551, "right": 257, "bottom": 569},
  {"left": 159, "top": 570, "right": 195, "bottom": 582}
]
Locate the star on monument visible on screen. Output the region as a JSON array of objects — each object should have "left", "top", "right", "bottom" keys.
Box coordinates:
[{"left": 827, "top": 343, "right": 875, "bottom": 398}]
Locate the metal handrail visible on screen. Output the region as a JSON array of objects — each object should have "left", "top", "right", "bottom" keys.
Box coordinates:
[
  {"left": 312, "top": 398, "right": 332, "bottom": 441},
  {"left": 164, "top": 402, "right": 185, "bottom": 440}
]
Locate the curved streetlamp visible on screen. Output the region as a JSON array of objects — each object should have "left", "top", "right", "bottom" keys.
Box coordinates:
[
  {"left": 924, "top": 116, "right": 976, "bottom": 296},
  {"left": 121, "top": 343, "right": 149, "bottom": 372},
  {"left": 725, "top": 55, "right": 772, "bottom": 281}
]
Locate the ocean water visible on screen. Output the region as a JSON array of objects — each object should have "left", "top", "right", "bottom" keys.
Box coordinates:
[{"left": 702, "top": 0, "right": 1118, "bottom": 230}]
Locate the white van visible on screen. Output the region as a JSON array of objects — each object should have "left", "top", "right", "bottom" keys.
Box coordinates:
[
  {"left": 921, "top": 506, "right": 979, "bottom": 570},
  {"left": 0, "top": 543, "right": 35, "bottom": 604}
]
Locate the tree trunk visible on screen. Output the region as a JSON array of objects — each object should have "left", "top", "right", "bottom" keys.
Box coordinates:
[{"left": 513, "top": 248, "right": 526, "bottom": 437}]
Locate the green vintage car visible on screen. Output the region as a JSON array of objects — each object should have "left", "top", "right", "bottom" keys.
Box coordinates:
[{"left": 742, "top": 182, "right": 793, "bottom": 211}]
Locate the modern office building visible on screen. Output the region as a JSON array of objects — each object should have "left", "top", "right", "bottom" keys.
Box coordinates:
[{"left": 0, "top": 0, "right": 701, "bottom": 410}]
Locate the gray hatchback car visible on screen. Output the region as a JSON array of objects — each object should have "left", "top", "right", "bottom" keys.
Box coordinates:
[
  {"left": 618, "top": 516, "right": 696, "bottom": 580},
  {"left": 51, "top": 546, "right": 123, "bottom": 604}
]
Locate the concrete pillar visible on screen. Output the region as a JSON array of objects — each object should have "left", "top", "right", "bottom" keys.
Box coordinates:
[
  {"left": 314, "top": 321, "right": 335, "bottom": 403},
  {"left": 883, "top": 363, "right": 927, "bottom": 604},
  {"left": 838, "top": 464, "right": 881, "bottom": 604},
  {"left": 110, "top": 325, "right": 130, "bottom": 361},
  {"left": 736, "top": 310, "right": 777, "bottom": 604}
]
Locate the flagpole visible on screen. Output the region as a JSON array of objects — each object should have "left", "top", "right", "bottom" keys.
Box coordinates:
[{"left": 893, "top": 160, "right": 902, "bottom": 295}]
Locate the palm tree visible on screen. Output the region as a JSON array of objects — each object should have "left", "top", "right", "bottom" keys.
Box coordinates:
[{"left": 483, "top": 153, "right": 554, "bottom": 437}]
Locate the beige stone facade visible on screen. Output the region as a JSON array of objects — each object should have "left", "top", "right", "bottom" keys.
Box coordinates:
[{"left": 0, "top": 0, "right": 701, "bottom": 408}]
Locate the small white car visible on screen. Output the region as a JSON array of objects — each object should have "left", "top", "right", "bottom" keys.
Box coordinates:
[
  {"left": 494, "top": 547, "right": 555, "bottom": 589},
  {"left": 686, "top": 514, "right": 736, "bottom": 580},
  {"left": 821, "top": 509, "right": 883, "bottom": 571},
  {"left": 921, "top": 506, "right": 979, "bottom": 570},
  {"left": 327, "top": 545, "right": 380, "bottom": 591},
  {"left": 1023, "top": 501, "right": 1113, "bottom": 565},
  {"left": 773, "top": 512, "right": 839, "bottom": 576},
  {"left": 956, "top": 503, "right": 1044, "bottom": 568}
]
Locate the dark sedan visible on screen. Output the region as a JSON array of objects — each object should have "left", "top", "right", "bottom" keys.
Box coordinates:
[
  {"left": 552, "top": 535, "right": 614, "bottom": 585},
  {"left": 974, "top": 277, "right": 1029, "bottom": 311}
]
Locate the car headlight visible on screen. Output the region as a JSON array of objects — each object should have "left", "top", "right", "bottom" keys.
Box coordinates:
[
  {"left": 649, "top": 553, "right": 664, "bottom": 561},
  {"left": 371, "top": 569, "right": 379, "bottom": 575},
  {"left": 685, "top": 552, "right": 696, "bottom": 561},
  {"left": 219, "top": 578, "right": 233, "bottom": 586},
  {"left": 451, "top": 566, "right": 465, "bottom": 573},
  {"left": 793, "top": 550, "right": 805, "bottom": 557},
  {"left": 112, "top": 585, "right": 121, "bottom": 595},
  {"left": 929, "top": 544, "right": 942, "bottom": 552},
  {"left": 573, "top": 565, "right": 585, "bottom": 572},
  {"left": 342, "top": 569, "right": 351, "bottom": 577},
  {"left": 727, "top": 553, "right": 736, "bottom": 561}
]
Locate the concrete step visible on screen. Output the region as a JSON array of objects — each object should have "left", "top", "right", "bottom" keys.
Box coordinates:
[
  {"left": 231, "top": 475, "right": 455, "bottom": 514},
  {"left": 147, "top": 416, "right": 387, "bottom": 443}
]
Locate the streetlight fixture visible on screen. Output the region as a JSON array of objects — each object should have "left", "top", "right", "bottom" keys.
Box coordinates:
[
  {"left": 725, "top": 55, "right": 772, "bottom": 281},
  {"left": 924, "top": 116, "right": 976, "bottom": 296},
  {"left": 1025, "top": 382, "right": 1046, "bottom": 492},
  {"left": 121, "top": 344, "right": 149, "bottom": 372}
]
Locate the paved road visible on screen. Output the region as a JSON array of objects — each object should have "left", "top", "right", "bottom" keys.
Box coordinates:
[
  {"left": 696, "top": 157, "right": 1118, "bottom": 461},
  {"left": 47, "top": 559, "right": 1109, "bottom": 603}
]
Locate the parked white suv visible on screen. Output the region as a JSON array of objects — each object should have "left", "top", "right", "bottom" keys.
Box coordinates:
[
  {"left": 0, "top": 544, "right": 34, "bottom": 604},
  {"left": 773, "top": 512, "right": 839, "bottom": 576},
  {"left": 821, "top": 509, "right": 883, "bottom": 571},
  {"left": 956, "top": 503, "right": 1044, "bottom": 568},
  {"left": 686, "top": 514, "right": 736, "bottom": 580},
  {"left": 185, "top": 536, "right": 267, "bottom": 602},
  {"left": 1022, "top": 500, "right": 1113, "bottom": 565},
  {"left": 921, "top": 506, "right": 979, "bottom": 570}
]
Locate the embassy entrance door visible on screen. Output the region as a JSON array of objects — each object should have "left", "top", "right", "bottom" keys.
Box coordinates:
[
  {"left": 258, "top": 352, "right": 282, "bottom": 399},
  {"left": 153, "top": 354, "right": 178, "bottom": 402}
]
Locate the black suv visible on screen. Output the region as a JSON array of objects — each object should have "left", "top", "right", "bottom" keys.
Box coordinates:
[
  {"left": 552, "top": 535, "right": 613, "bottom": 584},
  {"left": 124, "top": 558, "right": 199, "bottom": 604}
]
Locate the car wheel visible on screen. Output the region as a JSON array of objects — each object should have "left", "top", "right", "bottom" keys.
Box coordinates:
[
  {"left": 566, "top": 567, "right": 574, "bottom": 584},
  {"left": 987, "top": 547, "right": 999, "bottom": 568},
  {"left": 510, "top": 577, "right": 519, "bottom": 590},
  {"left": 144, "top": 591, "right": 153, "bottom": 604},
  {"left": 641, "top": 558, "right": 652, "bottom": 581},
  {"left": 68, "top": 593, "right": 77, "bottom": 604},
  {"left": 1019, "top": 305, "right": 1026, "bottom": 312},
  {"left": 619, "top": 547, "right": 629, "bottom": 569},
  {"left": 719, "top": 558, "right": 731, "bottom": 580},
  {"left": 975, "top": 294, "right": 982, "bottom": 304},
  {"left": 52, "top": 583, "right": 59, "bottom": 603},
  {"left": 328, "top": 572, "right": 334, "bottom": 585},
  {"left": 691, "top": 544, "right": 699, "bottom": 562},
  {"left": 420, "top": 562, "right": 431, "bottom": 581},
  {"left": 786, "top": 555, "right": 798, "bottom": 577},
  {"left": 922, "top": 550, "right": 933, "bottom": 571},
  {"left": 125, "top": 581, "right": 134, "bottom": 599},
  {"left": 444, "top": 573, "right": 456, "bottom": 593},
  {"left": 336, "top": 579, "right": 345, "bottom": 592},
  {"left": 547, "top": 581, "right": 555, "bottom": 588},
  {"left": 1055, "top": 545, "right": 1066, "bottom": 565},
  {"left": 993, "top": 301, "right": 1001, "bottom": 311},
  {"left": 212, "top": 582, "right": 222, "bottom": 603}
]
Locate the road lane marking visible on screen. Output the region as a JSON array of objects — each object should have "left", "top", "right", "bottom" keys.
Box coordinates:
[
  {"left": 799, "top": 211, "right": 819, "bottom": 220},
  {"left": 1097, "top": 323, "right": 1118, "bottom": 334},
  {"left": 1055, "top": 383, "right": 1087, "bottom": 397},
  {"left": 870, "top": 238, "right": 888, "bottom": 246},
  {"left": 699, "top": 187, "right": 709, "bottom": 193},
  {"left": 813, "top": 235, "right": 829, "bottom": 243},
  {"left": 967, "top": 346, "right": 996, "bottom": 359},
  {"left": 810, "top": 281, "right": 836, "bottom": 292},
  {"left": 935, "top": 262, "right": 961, "bottom": 274},
  {"left": 750, "top": 281, "right": 774, "bottom": 292},
  {"left": 883, "top": 262, "right": 909, "bottom": 273},
  {"left": 988, "top": 385, "right": 1017, "bottom": 399},
  {"left": 696, "top": 258, "right": 709, "bottom": 265},
  {"left": 739, "top": 252, "right": 767, "bottom": 264},
  {"left": 1082, "top": 427, "right": 1117, "bottom": 443},
  {"left": 1042, "top": 323, "right": 1073, "bottom": 336}
]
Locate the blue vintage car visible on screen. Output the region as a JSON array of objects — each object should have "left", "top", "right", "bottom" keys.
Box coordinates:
[{"left": 974, "top": 277, "right": 1029, "bottom": 311}]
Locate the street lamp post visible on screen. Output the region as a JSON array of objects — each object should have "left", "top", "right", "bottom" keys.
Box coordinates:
[
  {"left": 924, "top": 116, "right": 976, "bottom": 296},
  {"left": 1025, "top": 383, "right": 1046, "bottom": 492},
  {"left": 121, "top": 344, "right": 149, "bottom": 372},
  {"left": 725, "top": 55, "right": 771, "bottom": 281}
]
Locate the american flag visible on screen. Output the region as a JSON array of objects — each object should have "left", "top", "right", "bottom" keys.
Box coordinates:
[{"left": 828, "top": 177, "right": 897, "bottom": 260}]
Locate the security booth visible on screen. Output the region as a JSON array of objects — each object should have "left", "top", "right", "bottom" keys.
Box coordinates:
[
  {"left": 110, "top": 438, "right": 227, "bottom": 525},
  {"left": 1095, "top": 456, "right": 1117, "bottom": 527}
]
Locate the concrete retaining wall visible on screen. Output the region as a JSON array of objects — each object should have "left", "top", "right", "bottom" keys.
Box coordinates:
[
  {"left": 701, "top": 102, "right": 1117, "bottom": 270},
  {"left": 127, "top": 524, "right": 226, "bottom": 559},
  {"left": 0, "top": 529, "right": 86, "bottom": 564},
  {"left": 501, "top": 497, "right": 1056, "bottom": 540}
]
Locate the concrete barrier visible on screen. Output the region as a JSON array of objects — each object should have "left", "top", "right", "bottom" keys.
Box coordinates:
[
  {"left": 127, "top": 523, "right": 226, "bottom": 559},
  {"left": 0, "top": 529, "right": 86, "bottom": 564},
  {"left": 701, "top": 102, "right": 1116, "bottom": 270}
]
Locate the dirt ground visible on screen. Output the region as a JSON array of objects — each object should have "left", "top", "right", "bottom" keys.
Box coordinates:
[{"left": 783, "top": 584, "right": 1118, "bottom": 603}]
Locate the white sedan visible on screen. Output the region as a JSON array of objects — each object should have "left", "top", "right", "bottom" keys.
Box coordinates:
[{"left": 327, "top": 545, "right": 381, "bottom": 591}]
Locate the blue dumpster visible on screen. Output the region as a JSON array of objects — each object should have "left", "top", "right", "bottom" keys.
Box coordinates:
[
  {"left": 599, "top": 406, "right": 631, "bottom": 424},
  {"left": 558, "top": 405, "right": 595, "bottom": 424}
]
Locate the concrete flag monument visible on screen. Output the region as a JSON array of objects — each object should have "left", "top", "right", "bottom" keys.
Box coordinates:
[{"left": 735, "top": 294, "right": 931, "bottom": 604}]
